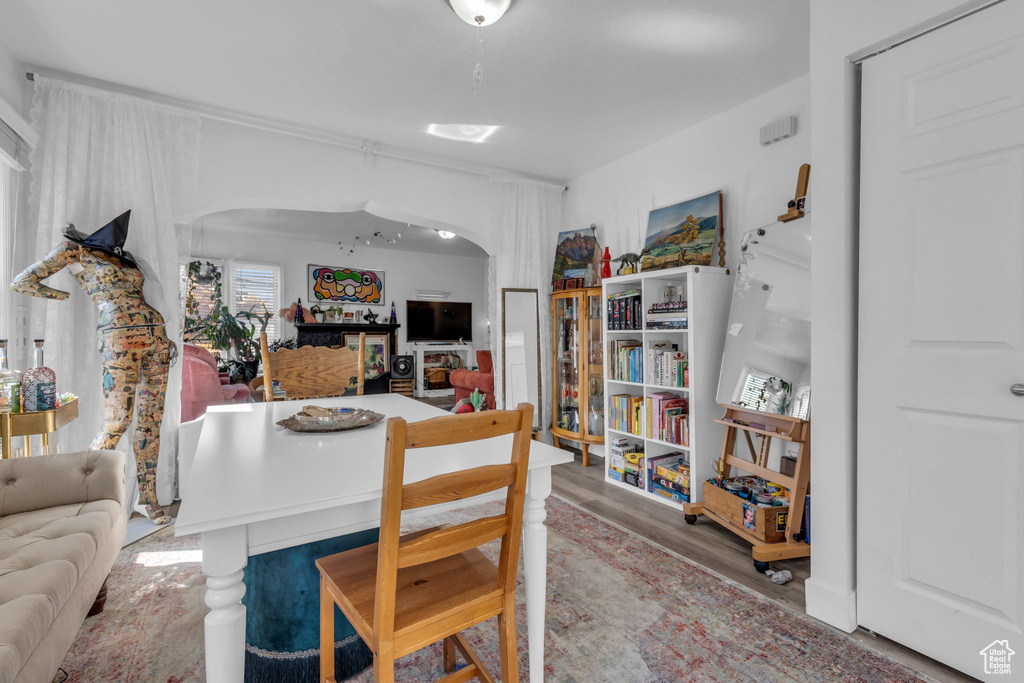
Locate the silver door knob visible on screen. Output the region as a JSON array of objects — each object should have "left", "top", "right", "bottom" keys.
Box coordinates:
[{"left": 1012, "top": 383, "right": 1024, "bottom": 396}]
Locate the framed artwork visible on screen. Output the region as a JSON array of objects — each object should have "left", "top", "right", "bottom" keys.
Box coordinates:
[
  {"left": 345, "top": 333, "right": 389, "bottom": 380},
  {"left": 308, "top": 264, "right": 385, "bottom": 305},
  {"left": 552, "top": 227, "right": 601, "bottom": 284},
  {"left": 640, "top": 190, "right": 723, "bottom": 272}
]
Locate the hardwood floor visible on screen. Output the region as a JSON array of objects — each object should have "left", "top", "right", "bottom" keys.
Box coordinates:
[{"left": 551, "top": 450, "right": 974, "bottom": 683}]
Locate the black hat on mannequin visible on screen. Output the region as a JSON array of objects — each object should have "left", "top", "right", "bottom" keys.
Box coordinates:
[{"left": 63, "top": 209, "right": 138, "bottom": 269}]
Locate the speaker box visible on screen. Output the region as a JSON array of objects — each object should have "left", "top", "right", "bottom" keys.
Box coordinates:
[{"left": 391, "top": 355, "right": 414, "bottom": 380}]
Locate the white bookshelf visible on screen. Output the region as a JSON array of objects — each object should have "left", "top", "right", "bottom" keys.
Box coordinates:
[{"left": 602, "top": 265, "right": 732, "bottom": 511}]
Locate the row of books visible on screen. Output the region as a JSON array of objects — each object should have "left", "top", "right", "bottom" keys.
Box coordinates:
[
  {"left": 608, "top": 339, "right": 642, "bottom": 382},
  {"left": 646, "top": 391, "right": 689, "bottom": 446},
  {"left": 607, "top": 291, "right": 642, "bottom": 330},
  {"left": 648, "top": 343, "right": 688, "bottom": 388},
  {"left": 608, "top": 394, "right": 644, "bottom": 434}
]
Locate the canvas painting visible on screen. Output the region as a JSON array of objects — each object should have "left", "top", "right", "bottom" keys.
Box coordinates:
[
  {"left": 345, "top": 333, "right": 389, "bottom": 380},
  {"left": 308, "top": 264, "right": 385, "bottom": 305},
  {"left": 552, "top": 227, "right": 601, "bottom": 284},
  {"left": 640, "top": 190, "right": 722, "bottom": 271}
]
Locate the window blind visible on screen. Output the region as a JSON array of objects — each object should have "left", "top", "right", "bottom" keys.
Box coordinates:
[
  {"left": 0, "top": 117, "right": 27, "bottom": 170},
  {"left": 739, "top": 371, "right": 770, "bottom": 412},
  {"left": 231, "top": 262, "right": 280, "bottom": 341}
]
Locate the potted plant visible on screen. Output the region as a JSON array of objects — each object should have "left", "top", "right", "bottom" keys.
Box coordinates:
[{"left": 184, "top": 260, "right": 272, "bottom": 384}]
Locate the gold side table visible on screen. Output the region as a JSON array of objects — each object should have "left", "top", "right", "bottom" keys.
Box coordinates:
[{"left": 0, "top": 399, "right": 79, "bottom": 459}]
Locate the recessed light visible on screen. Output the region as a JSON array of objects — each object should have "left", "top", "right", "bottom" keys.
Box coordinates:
[
  {"left": 436, "top": 230, "right": 456, "bottom": 239},
  {"left": 426, "top": 124, "right": 500, "bottom": 143}
]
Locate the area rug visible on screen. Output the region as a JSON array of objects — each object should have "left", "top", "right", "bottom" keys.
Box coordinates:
[{"left": 59, "top": 497, "right": 933, "bottom": 682}]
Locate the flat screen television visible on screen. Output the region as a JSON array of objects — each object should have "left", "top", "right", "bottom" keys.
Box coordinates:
[{"left": 406, "top": 300, "right": 473, "bottom": 342}]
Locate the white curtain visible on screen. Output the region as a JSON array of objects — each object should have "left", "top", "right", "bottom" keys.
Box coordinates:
[
  {"left": 488, "top": 178, "right": 562, "bottom": 441},
  {"left": 26, "top": 77, "right": 200, "bottom": 503}
]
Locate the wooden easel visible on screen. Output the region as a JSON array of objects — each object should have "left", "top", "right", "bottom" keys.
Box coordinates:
[{"left": 683, "top": 405, "right": 810, "bottom": 571}]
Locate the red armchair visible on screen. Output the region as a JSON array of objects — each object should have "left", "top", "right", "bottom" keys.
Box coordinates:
[
  {"left": 180, "top": 344, "right": 251, "bottom": 422},
  {"left": 449, "top": 350, "right": 495, "bottom": 410}
]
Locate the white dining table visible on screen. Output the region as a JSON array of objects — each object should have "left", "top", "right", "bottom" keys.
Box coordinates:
[{"left": 175, "top": 393, "right": 571, "bottom": 683}]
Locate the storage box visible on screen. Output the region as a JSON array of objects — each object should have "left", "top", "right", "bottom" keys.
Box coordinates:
[
  {"left": 650, "top": 481, "right": 688, "bottom": 505},
  {"left": 608, "top": 468, "right": 624, "bottom": 483},
  {"left": 702, "top": 481, "right": 789, "bottom": 543}
]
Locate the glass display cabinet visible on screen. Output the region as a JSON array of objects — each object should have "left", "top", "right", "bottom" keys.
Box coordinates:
[{"left": 550, "top": 287, "right": 604, "bottom": 466}]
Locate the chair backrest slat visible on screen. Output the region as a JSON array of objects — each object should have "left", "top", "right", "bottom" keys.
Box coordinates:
[
  {"left": 402, "top": 464, "right": 516, "bottom": 511},
  {"left": 372, "top": 403, "right": 533, "bottom": 647},
  {"left": 396, "top": 514, "right": 509, "bottom": 569},
  {"left": 405, "top": 411, "right": 523, "bottom": 449},
  {"left": 260, "top": 332, "right": 365, "bottom": 400}
]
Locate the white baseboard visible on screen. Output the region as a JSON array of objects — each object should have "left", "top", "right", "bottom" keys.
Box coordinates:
[{"left": 805, "top": 578, "right": 857, "bottom": 632}]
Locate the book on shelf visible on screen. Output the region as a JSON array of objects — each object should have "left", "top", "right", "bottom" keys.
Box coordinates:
[
  {"left": 646, "top": 319, "right": 687, "bottom": 330},
  {"left": 608, "top": 394, "right": 645, "bottom": 434},
  {"left": 607, "top": 291, "right": 641, "bottom": 330},
  {"left": 645, "top": 393, "right": 688, "bottom": 443},
  {"left": 609, "top": 339, "right": 642, "bottom": 382},
  {"left": 648, "top": 301, "right": 687, "bottom": 312},
  {"left": 647, "top": 343, "right": 687, "bottom": 388}
]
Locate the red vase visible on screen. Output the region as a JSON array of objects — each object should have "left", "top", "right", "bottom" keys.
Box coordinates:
[{"left": 600, "top": 247, "right": 611, "bottom": 279}]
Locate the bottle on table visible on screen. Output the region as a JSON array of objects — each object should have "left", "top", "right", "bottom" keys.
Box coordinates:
[
  {"left": 390, "top": 302, "right": 397, "bottom": 324},
  {"left": 22, "top": 339, "right": 56, "bottom": 412},
  {"left": 0, "top": 339, "right": 22, "bottom": 414}
]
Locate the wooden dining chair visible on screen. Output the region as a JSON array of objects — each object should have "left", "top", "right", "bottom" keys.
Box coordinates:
[
  {"left": 259, "top": 332, "right": 365, "bottom": 401},
  {"left": 316, "top": 403, "right": 534, "bottom": 683}
]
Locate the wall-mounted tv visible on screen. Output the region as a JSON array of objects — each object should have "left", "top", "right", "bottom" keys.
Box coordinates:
[{"left": 406, "top": 300, "right": 473, "bottom": 342}]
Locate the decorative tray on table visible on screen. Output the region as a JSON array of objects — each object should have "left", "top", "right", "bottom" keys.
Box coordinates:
[{"left": 277, "top": 405, "right": 385, "bottom": 433}]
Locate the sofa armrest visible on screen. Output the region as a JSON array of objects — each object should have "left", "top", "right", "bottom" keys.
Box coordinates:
[{"left": 0, "top": 450, "right": 125, "bottom": 517}]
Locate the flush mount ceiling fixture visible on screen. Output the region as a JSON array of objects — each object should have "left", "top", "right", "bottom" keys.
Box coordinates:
[
  {"left": 446, "top": 0, "right": 513, "bottom": 26},
  {"left": 436, "top": 230, "right": 456, "bottom": 239},
  {"left": 426, "top": 124, "right": 500, "bottom": 143}
]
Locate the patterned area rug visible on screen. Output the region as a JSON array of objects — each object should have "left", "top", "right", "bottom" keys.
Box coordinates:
[{"left": 59, "top": 497, "right": 931, "bottom": 682}]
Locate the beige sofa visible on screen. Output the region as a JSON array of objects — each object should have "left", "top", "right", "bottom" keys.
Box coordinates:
[{"left": 0, "top": 450, "right": 127, "bottom": 683}]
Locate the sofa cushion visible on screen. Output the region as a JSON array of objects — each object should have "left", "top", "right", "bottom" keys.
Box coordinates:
[{"left": 0, "top": 499, "right": 120, "bottom": 682}]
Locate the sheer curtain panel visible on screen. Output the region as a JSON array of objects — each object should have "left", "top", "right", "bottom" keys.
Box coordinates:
[
  {"left": 27, "top": 77, "right": 200, "bottom": 503},
  {"left": 488, "top": 178, "right": 562, "bottom": 442}
]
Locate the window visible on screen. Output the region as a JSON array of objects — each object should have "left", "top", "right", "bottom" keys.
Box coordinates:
[
  {"left": 737, "top": 369, "right": 770, "bottom": 412},
  {"left": 181, "top": 258, "right": 281, "bottom": 346},
  {"left": 230, "top": 261, "right": 281, "bottom": 341},
  {"left": 0, "top": 121, "right": 25, "bottom": 342}
]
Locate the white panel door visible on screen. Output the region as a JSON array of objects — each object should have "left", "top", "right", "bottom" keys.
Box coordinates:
[{"left": 859, "top": 1, "right": 1024, "bottom": 678}]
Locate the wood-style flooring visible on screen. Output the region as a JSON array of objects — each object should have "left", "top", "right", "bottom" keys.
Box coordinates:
[{"left": 551, "top": 450, "right": 974, "bottom": 683}]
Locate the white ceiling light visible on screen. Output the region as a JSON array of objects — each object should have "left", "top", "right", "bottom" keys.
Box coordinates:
[
  {"left": 426, "top": 123, "right": 500, "bottom": 143},
  {"left": 436, "top": 230, "right": 456, "bottom": 239},
  {"left": 446, "top": 0, "right": 513, "bottom": 26}
]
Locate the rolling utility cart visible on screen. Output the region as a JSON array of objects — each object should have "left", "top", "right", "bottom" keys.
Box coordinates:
[{"left": 683, "top": 404, "right": 810, "bottom": 573}]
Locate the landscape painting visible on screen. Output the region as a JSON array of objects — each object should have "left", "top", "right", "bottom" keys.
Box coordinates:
[
  {"left": 552, "top": 227, "right": 601, "bottom": 284},
  {"left": 640, "top": 190, "right": 722, "bottom": 271}
]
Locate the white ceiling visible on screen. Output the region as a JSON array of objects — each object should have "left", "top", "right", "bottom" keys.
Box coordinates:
[
  {"left": 200, "top": 208, "right": 488, "bottom": 258},
  {"left": 0, "top": 0, "right": 809, "bottom": 182}
]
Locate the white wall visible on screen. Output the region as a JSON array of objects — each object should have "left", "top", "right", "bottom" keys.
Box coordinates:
[
  {"left": 562, "top": 75, "right": 810, "bottom": 453},
  {"left": 0, "top": 33, "right": 23, "bottom": 114},
  {"left": 193, "top": 118, "right": 504, "bottom": 256},
  {"left": 564, "top": 75, "right": 810, "bottom": 271},
  {"left": 807, "top": 0, "right": 987, "bottom": 632},
  {"left": 200, "top": 227, "right": 489, "bottom": 357}
]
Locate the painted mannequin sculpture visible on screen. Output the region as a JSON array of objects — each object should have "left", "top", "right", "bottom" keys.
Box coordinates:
[{"left": 11, "top": 210, "right": 174, "bottom": 524}]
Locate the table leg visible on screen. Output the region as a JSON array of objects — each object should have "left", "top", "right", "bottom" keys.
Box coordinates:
[
  {"left": 202, "top": 527, "right": 248, "bottom": 683},
  {"left": 524, "top": 468, "right": 551, "bottom": 683}
]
